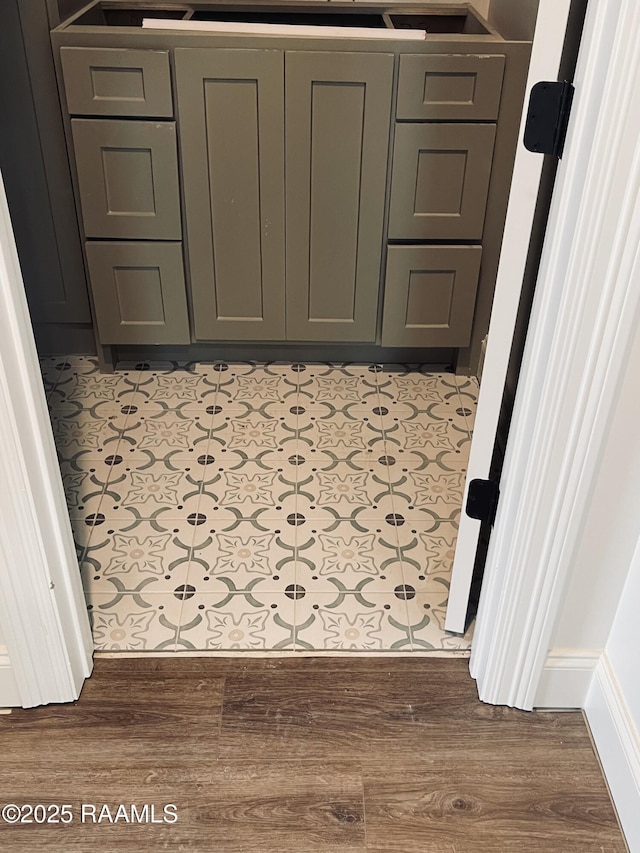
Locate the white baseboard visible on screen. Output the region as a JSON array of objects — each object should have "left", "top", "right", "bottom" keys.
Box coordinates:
[
  {"left": 534, "top": 648, "right": 602, "bottom": 708},
  {"left": 0, "top": 645, "right": 20, "bottom": 707},
  {"left": 585, "top": 655, "right": 639, "bottom": 853}
]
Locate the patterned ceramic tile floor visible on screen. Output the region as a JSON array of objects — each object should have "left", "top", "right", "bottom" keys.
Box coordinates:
[{"left": 42, "top": 356, "right": 478, "bottom": 654}]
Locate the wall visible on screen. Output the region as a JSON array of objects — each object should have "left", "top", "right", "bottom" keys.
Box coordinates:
[
  {"left": 539, "top": 268, "right": 640, "bottom": 851},
  {"left": 606, "top": 538, "right": 640, "bottom": 733},
  {"left": 0, "top": 0, "right": 93, "bottom": 356},
  {"left": 488, "top": 0, "right": 539, "bottom": 40},
  {"left": 582, "top": 536, "right": 640, "bottom": 853},
  {"left": 536, "top": 313, "right": 640, "bottom": 708}
]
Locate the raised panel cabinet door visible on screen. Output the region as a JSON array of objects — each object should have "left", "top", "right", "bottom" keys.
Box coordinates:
[
  {"left": 175, "top": 48, "right": 285, "bottom": 341},
  {"left": 285, "top": 51, "right": 393, "bottom": 342},
  {"left": 388, "top": 122, "right": 496, "bottom": 240},
  {"left": 381, "top": 245, "right": 482, "bottom": 347},
  {"left": 84, "top": 241, "right": 190, "bottom": 345},
  {"left": 71, "top": 119, "right": 181, "bottom": 239}
]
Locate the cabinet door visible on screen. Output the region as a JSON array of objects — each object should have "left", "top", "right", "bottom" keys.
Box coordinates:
[
  {"left": 175, "top": 48, "right": 285, "bottom": 341},
  {"left": 286, "top": 51, "right": 393, "bottom": 342},
  {"left": 71, "top": 119, "right": 181, "bottom": 240},
  {"left": 388, "top": 123, "right": 496, "bottom": 240},
  {"left": 381, "top": 245, "right": 482, "bottom": 347},
  {"left": 85, "top": 241, "right": 190, "bottom": 345}
]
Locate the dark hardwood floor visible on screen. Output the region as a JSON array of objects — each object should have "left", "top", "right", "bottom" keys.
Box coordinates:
[{"left": 0, "top": 657, "right": 626, "bottom": 852}]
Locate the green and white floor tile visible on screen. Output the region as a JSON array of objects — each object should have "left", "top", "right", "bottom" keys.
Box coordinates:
[{"left": 43, "top": 356, "right": 476, "bottom": 654}]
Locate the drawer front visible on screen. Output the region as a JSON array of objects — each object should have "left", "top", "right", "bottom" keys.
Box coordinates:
[
  {"left": 397, "top": 54, "right": 505, "bottom": 121},
  {"left": 72, "top": 119, "right": 181, "bottom": 240},
  {"left": 381, "top": 246, "right": 482, "bottom": 348},
  {"left": 61, "top": 47, "right": 173, "bottom": 117},
  {"left": 388, "top": 123, "right": 496, "bottom": 240},
  {"left": 85, "top": 241, "right": 190, "bottom": 345}
]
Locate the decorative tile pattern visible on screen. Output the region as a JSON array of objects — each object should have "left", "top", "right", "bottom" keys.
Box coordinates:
[
  {"left": 396, "top": 522, "right": 459, "bottom": 584},
  {"left": 296, "top": 519, "right": 405, "bottom": 595},
  {"left": 86, "top": 592, "right": 183, "bottom": 652},
  {"left": 80, "top": 518, "right": 196, "bottom": 594},
  {"left": 135, "top": 366, "right": 217, "bottom": 409},
  {"left": 405, "top": 588, "right": 474, "bottom": 652},
  {"left": 176, "top": 590, "right": 297, "bottom": 651},
  {"left": 118, "top": 409, "right": 212, "bottom": 459},
  {"left": 44, "top": 359, "right": 474, "bottom": 653},
  {"left": 455, "top": 376, "right": 480, "bottom": 434},
  {"left": 188, "top": 519, "right": 298, "bottom": 592},
  {"left": 59, "top": 459, "right": 112, "bottom": 520},
  {"left": 50, "top": 409, "right": 123, "bottom": 461},
  {"left": 49, "top": 357, "right": 139, "bottom": 411},
  {"left": 295, "top": 592, "right": 413, "bottom": 652},
  {"left": 297, "top": 363, "right": 379, "bottom": 409},
  {"left": 215, "top": 363, "right": 299, "bottom": 407},
  {"left": 209, "top": 407, "right": 297, "bottom": 456}
]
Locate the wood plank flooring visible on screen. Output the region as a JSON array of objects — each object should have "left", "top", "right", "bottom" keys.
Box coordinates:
[{"left": 0, "top": 658, "right": 626, "bottom": 852}]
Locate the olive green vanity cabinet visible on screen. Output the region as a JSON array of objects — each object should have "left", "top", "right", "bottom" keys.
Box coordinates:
[
  {"left": 381, "top": 245, "right": 482, "bottom": 347},
  {"left": 387, "top": 123, "right": 496, "bottom": 241},
  {"left": 395, "top": 53, "right": 505, "bottom": 121},
  {"left": 85, "top": 241, "right": 190, "bottom": 344},
  {"left": 176, "top": 47, "right": 392, "bottom": 343},
  {"left": 60, "top": 46, "right": 174, "bottom": 117},
  {"left": 71, "top": 118, "right": 182, "bottom": 240},
  {"left": 284, "top": 51, "right": 393, "bottom": 342},
  {"left": 175, "top": 48, "right": 286, "bottom": 341},
  {"left": 60, "top": 43, "right": 190, "bottom": 345},
  {"left": 381, "top": 50, "right": 506, "bottom": 349},
  {"left": 50, "top": 3, "right": 532, "bottom": 370}
]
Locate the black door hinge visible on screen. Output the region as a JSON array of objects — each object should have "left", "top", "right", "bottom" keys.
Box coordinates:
[
  {"left": 523, "top": 81, "right": 575, "bottom": 159},
  {"left": 466, "top": 479, "right": 500, "bottom": 526}
]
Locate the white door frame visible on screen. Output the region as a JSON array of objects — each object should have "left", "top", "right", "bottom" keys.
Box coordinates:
[
  {"left": 446, "top": 0, "right": 573, "bottom": 633},
  {"left": 0, "top": 172, "right": 92, "bottom": 708},
  {"left": 471, "top": 0, "right": 640, "bottom": 709},
  {"left": 1, "top": 0, "right": 635, "bottom": 711}
]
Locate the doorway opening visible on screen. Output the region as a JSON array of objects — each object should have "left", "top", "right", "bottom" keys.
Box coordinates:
[{"left": 3, "top": 0, "right": 596, "bottom": 688}]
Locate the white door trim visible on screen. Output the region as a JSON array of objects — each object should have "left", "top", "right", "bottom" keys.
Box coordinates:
[
  {"left": 585, "top": 653, "right": 640, "bottom": 852},
  {"left": 445, "top": 0, "right": 573, "bottom": 632},
  {"left": 470, "top": 0, "right": 640, "bottom": 709},
  {"left": 0, "top": 171, "right": 93, "bottom": 707}
]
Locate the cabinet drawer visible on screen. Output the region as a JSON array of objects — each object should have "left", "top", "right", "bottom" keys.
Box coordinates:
[
  {"left": 72, "top": 119, "right": 181, "bottom": 240},
  {"left": 381, "top": 246, "right": 481, "bottom": 348},
  {"left": 388, "top": 123, "right": 496, "bottom": 240},
  {"left": 85, "top": 241, "right": 190, "bottom": 345},
  {"left": 61, "top": 47, "right": 173, "bottom": 117},
  {"left": 396, "top": 54, "right": 505, "bottom": 121}
]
